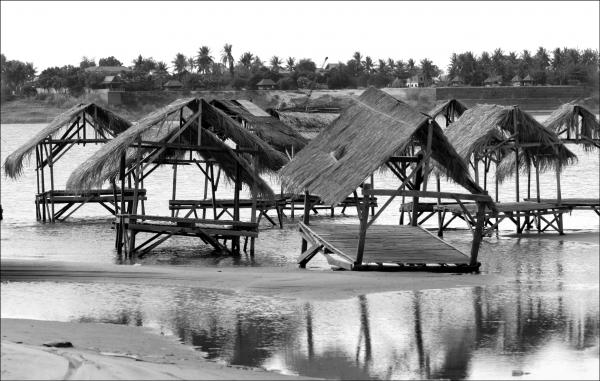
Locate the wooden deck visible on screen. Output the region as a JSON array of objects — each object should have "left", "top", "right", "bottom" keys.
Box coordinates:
[
  {"left": 170, "top": 198, "right": 285, "bottom": 227},
  {"left": 434, "top": 201, "right": 571, "bottom": 236},
  {"left": 298, "top": 222, "right": 478, "bottom": 272},
  {"left": 523, "top": 198, "right": 599, "bottom": 215},
  {"left": 115, "top": 214, "right": 259, "bottom": 257},
  {"left": 36, "top": 188, "right": 147, "bottom": 222}
]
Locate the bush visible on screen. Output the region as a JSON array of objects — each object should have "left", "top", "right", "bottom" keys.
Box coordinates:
[
  {"left": 232, "top": 76, "right": 248, "bottom": 90},
  {"left": 277, "top": 77, "right": 297, "bottom": 90}
]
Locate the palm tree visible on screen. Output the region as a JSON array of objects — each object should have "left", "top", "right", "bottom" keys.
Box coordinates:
[
  {"left": 387, "top": 58, "right": 395, "bottom": 70},
  {"left": 286, "top": 57, "right": 296, "bottom": 71},
  {"left": 239, "top": 52, "right": 254, "bottom": 70},
  {"left": 221, "top": 43, "right": 234, "bottom": 76},
  {"left": 172, "top": 53, "right": 187, "bottom": 75},
  {"left": 187, "top": 57, "right": 196, "bottom": 72},
  {"left": 378, "top": 59, "right": 387, "bottom": 73},
  {"left": 196, "top": 46, "right": 214, "bottom": 74},
  {"left": 353, "top": 51, "right": 363, "bottom": 73},
  {"left": 270, "top": 56, "right": 283, "bottom": 72},
  {"left": 156, "top": 61, "right": 169, "bottom": 75},
  {"left": 363, "top": 56, "right": 374, "bottom": 73}
]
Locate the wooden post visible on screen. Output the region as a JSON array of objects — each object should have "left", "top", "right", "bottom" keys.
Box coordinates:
[
  {"left": 355, "top": 184, "right": 371, "bottom": 267},
  {"left": 412, "top": 153, "right": 424, "bottom": 226},
  {"left": 535, "top": 157, "right": 541, "bottom": 232},
  {"left": 301, "top": 190, "right": 311, "bottom": 254},
  {"left": 470, "top": 201, "right": 486, "bottom": 267},
  {"left": 422, "top": 121, "right": 433, "bottom": 192},
  {"left": 128, "top": 138, "right": 142, "bottom": 257},
  {"left": 250, "top": 155, "right": 258, "bottom": 256},
  {"left": 556, "top": 163, "right": 564, "bottom": 235},
  {"left": 48, "top": 141, "right": 56, "bottom": 223},
  {"left": 370, "top": 174, "right": 375, "bottom": 216},
  {"left": 513, "top": 107, "right": 520, "bottom": 233},
  {"left": 119, "top": 153, "right": 126, "bottom": 219},
  {"left": 35, "top": 146, "right": 41, "bottom": 221},
  {"left": 473, "top": 154, "right": 480, "bottom": 185},
  {"left": 436, "top": 175, "right": 443, "bottom": 237},
  {"left": 171, "top": 164, "right": 178, "bottom": 217},
  {"left": 197, "top": 100, "right": 202, "bottom": 146},
  {"left": 233, "top": 148, "right": 241, "bottom": 254}
]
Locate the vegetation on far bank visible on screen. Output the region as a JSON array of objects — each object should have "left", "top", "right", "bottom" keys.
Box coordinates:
[{"left": 1, "top": 45, "right": 598, "bottom": 102}]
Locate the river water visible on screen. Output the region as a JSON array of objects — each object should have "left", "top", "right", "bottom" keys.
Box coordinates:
[{"left": 1, "top": 118, "right": 599, "bottom": 379}]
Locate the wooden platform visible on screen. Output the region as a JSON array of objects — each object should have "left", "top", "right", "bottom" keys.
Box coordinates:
[
  {"left": 170, "top": 198, "right": 285, "bottom": 227},
  {"left": 523, "top": 198, "right": 600, "bottom": 215},
  {"left": 116, "top": 214, "right": 259, "bottom": 257},
  {"left": 36, "top": 188, "right": 147, "bottom": 222},
  {"left": 282, "top": 194, "right": 378, "bottom": 218},
  {"left": 298, "top": 222, "right": 478, "bottom": 272},
  {"left": 434, "top": 201, "right": 571, "bottom": 236}
]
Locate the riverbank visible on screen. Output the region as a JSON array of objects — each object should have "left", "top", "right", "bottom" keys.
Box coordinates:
[
  {"left": 0, "top": 259, "right": 507, "bottom": 301},
  {"left": 1, "top": 319, "right": 315, "bottom": 380},
  {"left": 2, "top": 86, "right": 597, "bottom": 124}
]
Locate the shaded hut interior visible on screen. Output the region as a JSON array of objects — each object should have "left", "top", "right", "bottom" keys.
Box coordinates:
[{"left": 2, "top": 103, "right": 132, "bottom": 222}]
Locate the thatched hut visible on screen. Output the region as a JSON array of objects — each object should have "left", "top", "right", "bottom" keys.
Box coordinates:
[
  {"left": 3, "top": 103, "right": 132, "bottom": 222},
  {"left": 4, "top": 103, "right": 130, "bottom": 179},
  {"left": 67, "top": 97, "right": 288, "bottom": 257},
  {"left": 543, "top": 103, "right": 599, "bottom": 150},
  {"left": 280, "top": 87, "right": 492, "bottom": 272},
  {"left": 281, "top": 87, "right": 484, "bottom": 205},
  {"left": 210, "top": 99, "right": 308, "bottom": 156},
  {"left": 443, "top": 103, "right": 577, "bottom": 221},
  {"left": 66, "top": 98, "right": 282, "bottom": 196},
  {"left": 427, "top": 99, "right": 468, "bottom": 127},
  {"left": 272, "top": 111, "right": 339, "bottom": 139}
]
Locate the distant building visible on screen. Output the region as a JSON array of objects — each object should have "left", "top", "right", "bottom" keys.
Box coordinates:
[
  {"left": 85, "top": 66, "right": 132, "bottom": 75},
  {"left": 406, "top": 72, "right": 426, "bottom": 88},
  {"left": 257, "top": 78, "right": 277, "bottom": 90},
  {"left": 484, "top": 75, "right": 503, "bottom": 87},
  {"left": 511, "top": 75, "right": 522, "bottom": 87},
  {"left": 163, "top": 79, "right": 184, "bottom": 90},
  {"left": 390, "top": 77, "right": 407, "bottom": 88},
  {"left": 101, "top": 75, "right": 124, "bottom": 90},
  {"left": 449, "top": 76, "right": 464, "bottom": 86},
  {"left": 522, "top": 74, "right": 534, "bottom": 86}
]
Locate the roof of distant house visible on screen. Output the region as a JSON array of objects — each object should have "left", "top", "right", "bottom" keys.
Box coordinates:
[
  {"left": 257, "top": 78, "right": 276, "bottom": 86},
  {"left": 511, "top": 75, "right": 522, "bottom": 82},
  {"left": 484, "top": 75, "right": 503, "bottom": 83},
  {"left": 450, "top": 76, "right": 463, "bottom": 82},
  {"left": 522, "top": 74, "right": 533, "bottom": 81},
  {"left": 163, "top": 79, "right": 183, "bottom": 87},
  {"left": 85, "top": 66, "right": 132, "bottom": 74},
  {"left": 101, "top": 76, "right": 120, "bottom": 84}
]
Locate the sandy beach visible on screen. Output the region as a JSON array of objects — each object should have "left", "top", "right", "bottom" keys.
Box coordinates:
[
  {"left": 1, "top": 318, "right": 316, "bottom": 380},
  {"left": 0, "top": 260, "right": 510, "bottom": 380}
]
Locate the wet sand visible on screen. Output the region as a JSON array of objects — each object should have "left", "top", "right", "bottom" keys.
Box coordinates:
[
  {"left": 1, "top": 319, "right": 315, "bottom": 380},
  {"left": 0, "top": 260, "right": 509, "bottom": 380},
  {"left": 0, "top": 259, "right": 508, "bottom": 301}
]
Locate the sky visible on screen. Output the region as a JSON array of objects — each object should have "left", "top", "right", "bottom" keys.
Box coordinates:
[{"left": 1, "top": 1, "right": 599, "bottom": 73}]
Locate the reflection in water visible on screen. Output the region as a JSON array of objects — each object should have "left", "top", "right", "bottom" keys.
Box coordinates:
[{"left": 2, "top": 275, "right": 598, "bottom": 379}]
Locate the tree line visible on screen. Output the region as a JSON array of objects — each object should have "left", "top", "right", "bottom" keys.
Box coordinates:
[{"left": 1, "top": 44, "right": 598, "bottom": 98}]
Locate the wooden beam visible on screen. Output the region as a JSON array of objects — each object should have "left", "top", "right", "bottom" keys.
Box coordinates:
[{"left": 365, "top": 189, "right": 493, "bottom": 202}]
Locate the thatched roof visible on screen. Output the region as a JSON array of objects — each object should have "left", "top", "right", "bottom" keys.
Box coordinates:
[
  {"left": 210, "top": 99, "right": 308, "bottom": 155},
  {"left": 3, "top": 103, "right": 131, "bottom": 179},
  {"left": 427, "top": 99, "right": 468, "bottom": 121},
  {"left": 275, "top": 111, "right": 339, "bottom": 138},
  {"left": 257, "top": 78, "right": 276, "bottom": 86},
  {"left": 66, "top": 98, "right": 277, "bottom": 198},
  {"left": 444, "top": 104, "right": 577, "bottom": 182},
  {"left": 543, "top": 103, "right": 599, "bottom": 150},
  {"left": 279, "top": 87, "right": 484, "bottom": 205}
]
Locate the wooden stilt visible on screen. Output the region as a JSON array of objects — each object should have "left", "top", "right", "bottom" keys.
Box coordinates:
[
  {"left": 171, "top": 163, "right": 178, "bottom": 217},
  {"left": 48, "top": 141, "right": 56, "bottom": 223},
  {"left": 301, "top": 190, "right": 311, "bottom": 254},
  {"left": 355, "top": 184, "right": 371, "bottom": 266}
]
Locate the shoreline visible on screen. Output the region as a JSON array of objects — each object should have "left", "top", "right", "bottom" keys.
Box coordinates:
[
  {"left": 0, "top": 259, "right": 509, "bottom": 301},
  {"left": 1, "top": 318, "right": 316, "bottom": 380}
]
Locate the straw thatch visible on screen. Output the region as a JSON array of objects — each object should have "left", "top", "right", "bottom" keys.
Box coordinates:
[
  {"left": 543, "top": 103, "right": 599, "bottom": 150},
  {"left": 210, "top": 99, "right": 308, "bottom": 155},
  {"left": 280, "top": 87, "right": 484, "bottom": 205},
  {"left": 3, "top": 103, "right": 131, "bottom": 179},
  {"left": 427, "top": 99, "right": 468, "bottom": 122},
  {"left": 66, "top": 98, "right": 276, "bottom": 198},
  {"left": 444, "top": 104, "right": 577, "bottom": 183},
  {"left": 275, "top": 111, "right": 339, "bottom": 138}
]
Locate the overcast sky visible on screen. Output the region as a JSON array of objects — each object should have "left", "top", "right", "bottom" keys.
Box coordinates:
[{"left": 1, "top": 1, "right": 598, "bottom": 73}]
